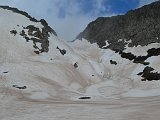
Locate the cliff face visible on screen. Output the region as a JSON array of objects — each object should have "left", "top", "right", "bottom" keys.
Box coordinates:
[{"left": 76, "top": 1, "right": 160, "bottom": 51}]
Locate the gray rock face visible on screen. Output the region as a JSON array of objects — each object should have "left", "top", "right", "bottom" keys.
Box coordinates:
[
  {"left": 19, "top": 25, "right": 50, "bottom": 53},
  {"left": 76, "top": 1, "right": 160, "bottom": 51}
]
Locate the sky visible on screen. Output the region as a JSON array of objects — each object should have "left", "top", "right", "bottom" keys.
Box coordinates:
[{"left": 0, "top": 0, "right": 158, "bottom": 41}]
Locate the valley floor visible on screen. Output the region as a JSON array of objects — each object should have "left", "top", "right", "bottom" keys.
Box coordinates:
[{"left": 1, "top": 96, "right": 160, "bottom": 120}]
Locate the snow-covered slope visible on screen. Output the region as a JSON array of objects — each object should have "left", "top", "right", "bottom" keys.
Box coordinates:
[
  {"left": 70, "top": 39, "right": 160, "bottom": 98},
  {"left": 0, "top": 6, "right": 103, "bottom": 102},
  {"left": 0, "top": 6, "right": 160, "bottom": 104}
]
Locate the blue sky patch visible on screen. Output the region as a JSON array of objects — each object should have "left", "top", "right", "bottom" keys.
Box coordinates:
[{"left": 106, "top": 0, "right": 139, "bottom": 14}]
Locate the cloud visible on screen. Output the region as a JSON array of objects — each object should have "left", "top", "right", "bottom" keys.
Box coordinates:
[
  {"left": 138, "top": 0, "right": 159, "bottom": 7},
  {"left": 0, "top": 0, "right": 114, "bottom": 41}
]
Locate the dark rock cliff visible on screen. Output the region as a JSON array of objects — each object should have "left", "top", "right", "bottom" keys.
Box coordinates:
[{"left": 76, "top": 1, "right": 160, "bottom": 51}]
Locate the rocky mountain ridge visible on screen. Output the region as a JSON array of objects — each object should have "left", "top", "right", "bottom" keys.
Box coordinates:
[{"left": 76, "top": 1, "right": 160, "bottom": 51}]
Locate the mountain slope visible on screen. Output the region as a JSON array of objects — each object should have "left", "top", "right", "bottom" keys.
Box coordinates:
[
  {"left": 74, "top": 1, "right": 160, "bottom": 97},
  {"left": 76, "top": 1, "right": 160, "bottom": 50},
  {"left": 0, "top": 6, "right": 104, "bottom": 102}
]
